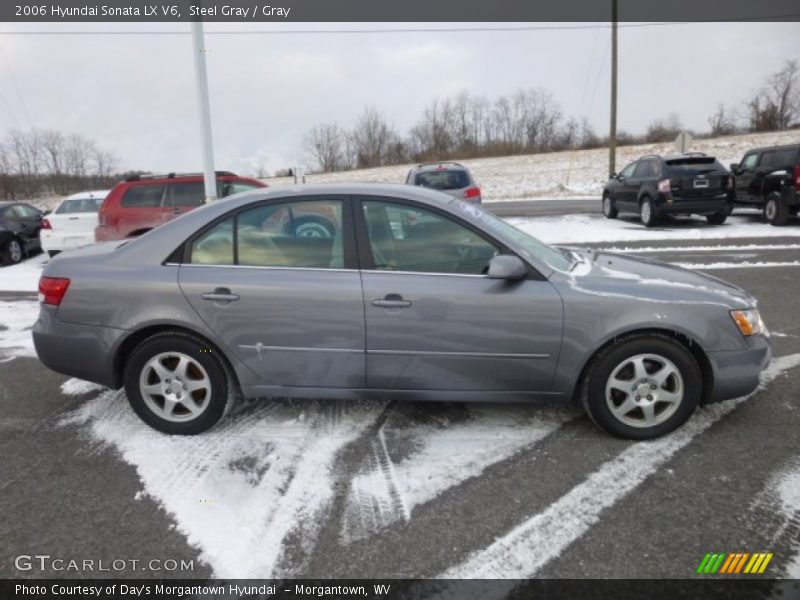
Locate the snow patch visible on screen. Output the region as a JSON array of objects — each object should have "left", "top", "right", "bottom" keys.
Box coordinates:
[
  {"left": 0, "top": 253, "right": 47, "bottom": 292},
  {"left": 0, "top": 300, "right": 40, "bottom": 361},
  {"left": 60, "top": 378, "right": 105, "bottom": 396}
]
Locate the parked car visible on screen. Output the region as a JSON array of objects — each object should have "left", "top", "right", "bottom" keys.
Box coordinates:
[
  {"left": 405, "top": 162, "right": 482, "bottom": 204},
  {"left": 730, "top": 143, "right": 800, "bottom": 225},
  {"left": 602, "top": 154, "right": 733, "bottom": 227},
  {"left": 95, "top": 171, "right": 266, "bottom": 242},
  {"left": 41, "top": 190, "right": 109, "bottom": 257},
  {"left": 0, "top": 201, "right": 45, "bottom": 265},
  {"left": 34, "top": 184, "right": 771, "bottom": 440}
]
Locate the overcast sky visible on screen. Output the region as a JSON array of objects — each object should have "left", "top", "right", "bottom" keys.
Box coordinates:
[{"left": 0, "top": 21, "right": 798, "bottom": 175}]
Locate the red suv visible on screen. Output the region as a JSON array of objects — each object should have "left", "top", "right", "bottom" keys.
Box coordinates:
[{"left": 95, "top": 171, "right": 266, "bottom": 242}]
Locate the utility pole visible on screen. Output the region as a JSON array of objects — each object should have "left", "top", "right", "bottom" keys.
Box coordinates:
[
  {"left": 608, "top": 0, "right": 618, "bottom": 178},
  {"left": 191, "top": 20, "right": 217, "bottom": 202}
]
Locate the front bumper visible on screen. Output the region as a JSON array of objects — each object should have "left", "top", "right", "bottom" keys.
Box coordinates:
[
  {"left": 32, "top": 306, "right": 125, "bottom": 388},
  {"left": 705, "top": 334, "right": 772, "bottom": 404}
]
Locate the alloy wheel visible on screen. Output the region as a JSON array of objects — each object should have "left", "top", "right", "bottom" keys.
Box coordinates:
[
  {"left": 138, "top": 352, "right": 212, "bottom": 422},
  {"left": 8, "top": 240, "right": 22, "bottom": 263},
  {"left": 605, "top": 353, "right": 684, "bottom": 428}
]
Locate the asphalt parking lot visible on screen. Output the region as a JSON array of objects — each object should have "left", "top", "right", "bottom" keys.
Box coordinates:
[{"left": 1, "top": 201, "right": 799, "bottom": 583}]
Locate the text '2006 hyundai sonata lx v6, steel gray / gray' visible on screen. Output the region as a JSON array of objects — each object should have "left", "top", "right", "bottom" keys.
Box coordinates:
[{"left": 32, "top": 183, "right": 771, "bottom": 439}]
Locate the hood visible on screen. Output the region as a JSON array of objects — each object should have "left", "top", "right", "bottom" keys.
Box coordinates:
[{"left": 551, "top": 249, "right": 756, "bottom": 310}]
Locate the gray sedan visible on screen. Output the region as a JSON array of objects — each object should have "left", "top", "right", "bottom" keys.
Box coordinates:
[{"left": 33, "top": 184, "right": 771, "bottom": 439}]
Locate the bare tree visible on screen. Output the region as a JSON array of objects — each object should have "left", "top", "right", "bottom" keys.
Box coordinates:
[
  {"left": 645, "top": 113, "right": 683, "bottom": 143},
  {"left": 349, "top": 106, "right": 398, "bottom": 168},
  {"left": 765, "top": 59, "right": 799, "bottom": 129},
  {"left": 707, "top": 103, "right": 738, "bottom": 136},
  {"left": 303, "top": 123, "right": 347, "bottom": 172}
]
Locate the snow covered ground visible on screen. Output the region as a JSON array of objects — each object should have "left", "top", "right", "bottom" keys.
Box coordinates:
[{"left": 266, "top": 130, "right": 799, "bottom": 201}]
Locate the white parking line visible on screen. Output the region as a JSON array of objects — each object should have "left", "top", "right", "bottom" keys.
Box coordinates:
[
  {"left": 438, "top": 354, "right": 800, "bottom": 582},
  {"left": 673, "top": 261, "right": 800, "bottom": 270},
  {"left": 604, "top": 243, "right": 800, "bottom": 254}
]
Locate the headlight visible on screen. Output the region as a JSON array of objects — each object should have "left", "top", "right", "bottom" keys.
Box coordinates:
[{"left": 730, "top": 308, "right": 764, "bottom": 336}]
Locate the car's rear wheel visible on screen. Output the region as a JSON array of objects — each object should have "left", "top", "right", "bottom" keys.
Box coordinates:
[
  {"left": 706, "top": 211, "right": 728, "bottom": 225},
  {"left": 602, "top": 194, "right": 618, "bottom": 219},
  {"left": 764, "top": 193, "right": 789, "bottom": 226},
  {"left": 2, "top": 237, "right": 24, "bottom": 265},
  {"left": 582, "top": 335, "right": 701, "bottom": 439},
  {"left": 640, "top": 197, "right": 658, "bottom": 228},
  {"left": 123, "top": 332, "right": 237, "bottom": 434}
]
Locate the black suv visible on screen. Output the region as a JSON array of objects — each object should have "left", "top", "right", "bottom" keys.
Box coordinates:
[
  {"left": 602, "top": 154, "right": 733, "bottom": 227},
  {"left": 731, "top": 143, "right": 800, "bottom": 226}
]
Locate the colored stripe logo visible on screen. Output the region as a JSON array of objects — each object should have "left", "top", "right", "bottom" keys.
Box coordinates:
[{"left": 696, "top": 552, "right": 773, "bottom": 574}]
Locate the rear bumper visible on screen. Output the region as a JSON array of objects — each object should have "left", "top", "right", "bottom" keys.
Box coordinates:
[
  {"left": 32, "top": 306, "right": 124, "bottom": 388},
  {"left": 40, "top": 231, "right": 95, "bottom": 252},
  {"left": 706, "top": 334, "right": 772, "bottom": 404},
  {"left": 657, "top": 193, "right": 731, "bottom": 215}
]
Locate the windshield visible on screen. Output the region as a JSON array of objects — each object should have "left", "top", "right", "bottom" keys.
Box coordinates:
[
  {"left": 451, "top": 201, "right": 573, "bottom": 272},
  {"left": 415, "top": 170, "right": 470, "bottom": 190}
]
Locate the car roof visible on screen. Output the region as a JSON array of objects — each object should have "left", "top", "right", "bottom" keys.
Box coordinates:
[
  {"left": 745, "top": 144, "right": 800, "bottom": 154},
  {"left": 64, "top": 190, "right": 110, "bottom": 200},
  {"left": 413, "top": 162, "right": 469, "bottom": 172}
]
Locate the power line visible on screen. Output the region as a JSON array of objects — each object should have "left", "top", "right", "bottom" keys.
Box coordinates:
[{"left": 0, "top": 16, "right": 798, "bottom": 35}]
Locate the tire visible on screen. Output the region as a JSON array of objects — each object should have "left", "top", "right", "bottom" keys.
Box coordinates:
[
  {"left": 1, "top": 237, "right": 24, "bottom": 265},
  {"left": 706, "top": 211, "right": 727, "bottom": 225},
  {"left": 292, "top": 216, "right": 335, "bottom": 238},
  {"left": 764, "top": 193, "right": 789, "bottom": 226},
  {"left": 639, "top": 197, "right": 658, "bottom": 228},
  {"left": 123, "top": 331, "right": 238, "bottom": 435},
  {"left": 582, "top": 335, "right": 701, "bottom": 440},
  {"left": 47, "top": 250, "right": 61, "bottom": 258},
  {"left": 602, "top": 194, "right": 618, "bottom": 219}
]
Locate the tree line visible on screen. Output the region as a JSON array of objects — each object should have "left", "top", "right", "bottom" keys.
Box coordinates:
[
  {"left": 304, "top": 59, "right": 800, "bottom": 173},
  {"left": 0, "top": 129, "right": 119, "bottom": 200}
]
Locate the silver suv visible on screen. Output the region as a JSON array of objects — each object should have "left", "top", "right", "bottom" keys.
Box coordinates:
[{"left": 405, "top": 162, "right": 482, "bottom": 204}]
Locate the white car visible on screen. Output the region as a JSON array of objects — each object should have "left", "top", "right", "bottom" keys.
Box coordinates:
[{"left": 40, "top": 190, "right": 109, "bottom": 256}]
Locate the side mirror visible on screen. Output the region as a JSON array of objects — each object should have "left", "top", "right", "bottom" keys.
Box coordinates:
[
  {"left": 487, "top": 255, "right": 527, "bottom": 280},
  {"left": 729, "top": 163, "right": 740, "bottom": 173}
]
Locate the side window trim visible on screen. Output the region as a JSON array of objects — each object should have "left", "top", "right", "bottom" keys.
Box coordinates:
[{"left": 352, "top": 195, "right": 523, "bottom": 276}]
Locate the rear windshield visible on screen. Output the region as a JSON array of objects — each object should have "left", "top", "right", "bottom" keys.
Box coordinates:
[
  {"left": 55, "top": 197, "right": 104, "bottom": 214},
  {"left": 665, "top": 158, "right": 725, "bottom": 176},
  {"left": 414, "top": 170, "right": 470, "bottom": 191}
]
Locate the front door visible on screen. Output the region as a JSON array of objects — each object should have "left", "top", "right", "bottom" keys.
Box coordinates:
[
  {"left": 615, "top": 161, "right": 640, "bottom": 208},
  {"left": 356, "top": 197, "right": 563, "bottom": 392},
  {"left": 734, "top": 151, "right": 761, "bottom": 202},
  {"left": 178, "top": 196, "right": 365, "bottom": 388}
]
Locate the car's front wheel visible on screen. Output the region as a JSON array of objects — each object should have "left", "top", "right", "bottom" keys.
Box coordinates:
[
  {"left": 1, "top": 237, "right": 24, "bottom": 265},
  {"left": 583, "top": 335, "right": 701, "bottom": 439},
  {"left": 602, "top": 194, "right": 618, "bottom": 219},
  {"left": 123, "top": 332, "right": 238, "bottom": 434}
]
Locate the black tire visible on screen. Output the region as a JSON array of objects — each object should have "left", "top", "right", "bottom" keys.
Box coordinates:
[
  {"left": 706, "top": 211, "right": 727, "bottom": 225},
  {"left": 639, "top": 197, "right": 658, "bottom": 228},
  {"left": 602, "top": 194, "right": 618, "bottom": 219},
  {"left": 47, "top": 250, "right": 61, "bottom": 258},
  {"left": 1, "top": 237, "right": 24, "bottom": 265},
  {"left": 123, "top": 331, "right": 238, "bottom": 435},
  {"left": 292, "top": 215, "right": 335, "bottom": 238},
  {"left": 764, "top": 193, "right": 789, "bottom": 226},
  {"left": 582, "top": 335, "right": 701, "bottom": 440}
]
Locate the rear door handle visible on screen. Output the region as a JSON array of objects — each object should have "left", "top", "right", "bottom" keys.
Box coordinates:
[
  {"left": 202, "top": 288, "right": 240, "bottom": 302},
  {"left": 371, "top": 294, "right": 412, "bottom": 309}
]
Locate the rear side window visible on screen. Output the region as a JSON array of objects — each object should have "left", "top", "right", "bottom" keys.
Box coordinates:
[
  {"left": 56, "top": 198, "right": 103, "bottom": 214},
  {"left": 414, "top": 170, "right": 470, "bottom": 190},
  {"left": 121, "top": 185, "right": 165, "bottom": 208},
  {"left": 190, "top": 218, "right": 234, "bottom": 265},
  {"left": 619, "top": 162, "right": 638, "bottom": 178},
  {"left": 169, "top": 182, "right": 206, "bottom": 207},
  {"left": 770, "top": 148, "right": 798, "bottom": 169}
]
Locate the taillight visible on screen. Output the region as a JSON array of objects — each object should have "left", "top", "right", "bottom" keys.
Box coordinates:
[
  {"left": 464, "top": 186, "right": 481, "bottom": 200},
  {"left": 657, "top": 179, "right": 671, "bottom": 194},
  {"left": 794, "top": 165, "right": 800, "bottom": 189},
  {"left": 41, "top": 218, "right": 52, "bottom": 230},
  {"left": 38, "top": 277, "right": 70, "bottom": 306}
]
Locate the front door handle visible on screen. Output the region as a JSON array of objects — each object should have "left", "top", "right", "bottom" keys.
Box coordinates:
[
  {"left": 371, "top": 294, "right": 412, "bottom": 309},
  {"left": 202, "top": 288, "right": 240, "bottom": 302}
]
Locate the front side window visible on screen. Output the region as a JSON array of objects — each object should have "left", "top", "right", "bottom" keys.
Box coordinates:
[
  {"left": 361, "top": 200, "right": 499, "bottom": 275},
  {"left": 741, "top": 153, "right": 759, "bottom": 170},
  {"left": 620, "top": 162, "right": 638, "bottom": 178},
  {"left": 121, "top": 185, "right": 165, "bottom": 208}
]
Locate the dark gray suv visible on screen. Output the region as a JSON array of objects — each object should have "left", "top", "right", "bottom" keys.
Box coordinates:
[{"left": 33, "top": 184, "right": 770, "bottom": 439}]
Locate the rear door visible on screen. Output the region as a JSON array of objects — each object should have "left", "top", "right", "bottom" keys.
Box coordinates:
[
  {"left": 118, "top": 183, "right": 167, "bottom": 236},
  {"left": 178, "top": 196, "right": 366, "bottom": 389},
  {"left": 615, "top": 161, "right": 639, "bottom": 207},
  {"left": 734, "top": 151, "right": 761, "bottom": 202},
  {"left": 165, "top": 180, "right": 206, "bottom": 222},
  {"left": 356, "top": 197, "right": 563, "bottom": 393}
]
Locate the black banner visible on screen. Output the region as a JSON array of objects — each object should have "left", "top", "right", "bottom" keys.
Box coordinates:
[
  {"left": 3, "top": 579, "right": 800, "bottom": 600},
  {"left": 2, "top": 0, "right": 800, "bottom": 23}
]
